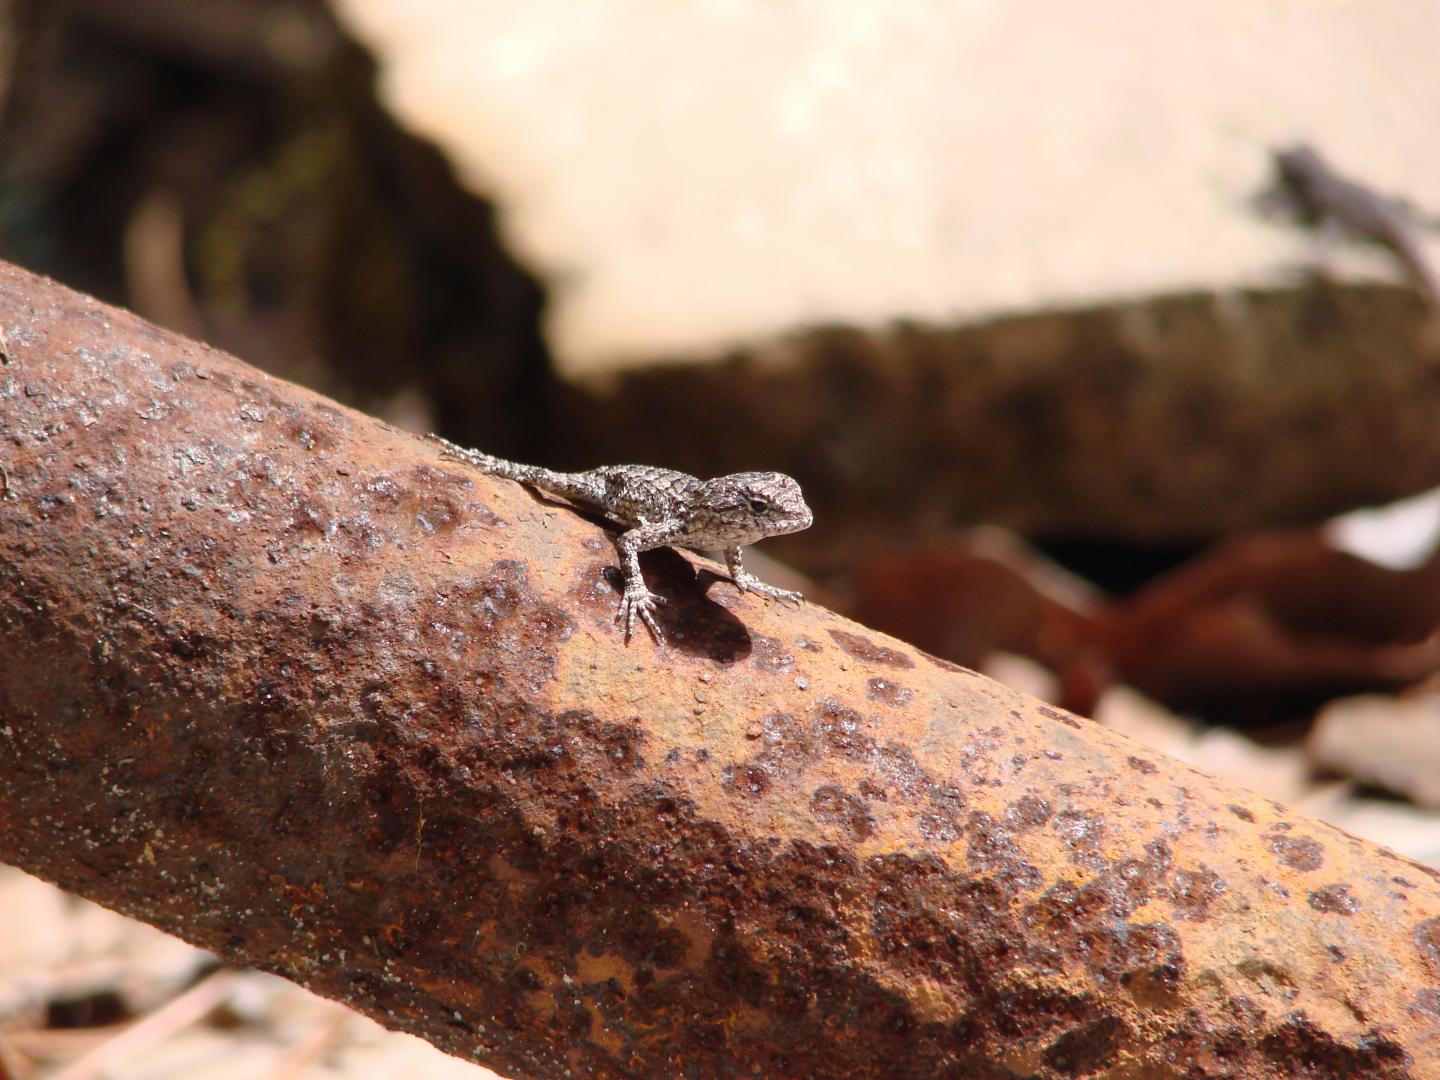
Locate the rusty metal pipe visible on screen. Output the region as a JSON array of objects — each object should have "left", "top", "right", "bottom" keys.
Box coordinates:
[{"left": 1, "top": 259, "right": 1438, "bottom": 1078}]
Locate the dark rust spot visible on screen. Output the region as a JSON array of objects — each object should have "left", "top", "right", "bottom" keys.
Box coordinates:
[
  {"left": 810, "top": 785, "right": 875, "bottom": 841},
  {"left": 858, "top": 778, "right": 887, "bottom": 801},
  {"left": 554, "top": 995, "right": 593, "bottom": 1036},
  {"left": 751, "top": 635, "right": 795, "bottom": 674},
  {"left": 416, "top": 561, "right": 574, "bottom": 696},
  {"left": 1170, "top": 866, "right": 1227, "bottom": 922},
  {"left": 865, "top": 678, "right": 914, "bottom": 708},
  {"left": 723, "top": 764, "right": 771, "bottom": 798},
  {"left": 1417, "top": 917, "right": 1440, "bottom": 978},
  {"left": 1228, "top": 804, "right": 1256, "bottom": 823},
  {"left": 1260, "top": 1015, "right": 1412, "bottom": 1077},
  {"left": 1042, "top": 1015, "right": 1128, "bottom": 1076},
  {"left": 1052, "top": 809, "right": 1106, "bottom": 870},
  {"left": 1088, "top": 841, "right": 1173, "bottom": 920},
  {"left": 1308, "top": 884, "right": 1360, "bottom": 916},
  {"left": 827, "top": 629, "right": 914, "bottom": 669},
  {"left": 923, "top": 651, "right": 968, "bottom": 673},
  {"left": 591, "top": 720, "right": 646, "bottom": 774},
  {"left": 963, "top": 811, "right": 1042, "bottom": 895},
  {"left": 1004, "top": 794, "right": 1052, "bottom": 830},
  {"left": 1125, "top": 755, "right": 1158, "bottom": 775},
  {"left": 814, "top": 701, "right": 878, "bottom": 761},
  {"left": 917, "top": 811, "right": 960, "bottom": 844},
  {"left": 1119, "top": 923, "right": 1185, "bottom": 1000},
  {"left": 1266, "top": 833, "right": 1324, "bottom": 872},
  {"left": 410, "top": 494, "right": 465, "bottom": 537},
  {"left": 1038, "top": 704, "right": 1083, "bottom": 730},
  {"left": 507, "top": 965, "right": 542, "bottom": 991}
]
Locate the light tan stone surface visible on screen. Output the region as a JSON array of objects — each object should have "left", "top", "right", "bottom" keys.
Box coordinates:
[
  {"left": 335, "top": 0, "right": 1440, "bottom": 376},
  {"left": 1310, "top": 693, "right": 1440, "bottom": 810}
]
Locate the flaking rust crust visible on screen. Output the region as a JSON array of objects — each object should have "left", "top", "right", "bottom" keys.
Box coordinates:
[{"left": 1, "top": 258, "right": 1439, "bottom": 1078}]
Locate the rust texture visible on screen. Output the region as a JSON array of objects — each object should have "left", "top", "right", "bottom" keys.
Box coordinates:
[{"left": 1, "top": 258, "right": 1439, "bottom": 1079}]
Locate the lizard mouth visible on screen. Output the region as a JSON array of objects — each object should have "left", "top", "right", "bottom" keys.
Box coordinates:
[
  {"left": 762, "top": 507, "right": 813, "bottom": 539},
  {"left": 784, "top": 508, "right": 814, "bottom": 534}
]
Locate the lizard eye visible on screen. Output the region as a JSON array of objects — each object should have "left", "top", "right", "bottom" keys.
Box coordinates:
[{"left": 748, "top": 497, "right": 770, "bottom": 513}]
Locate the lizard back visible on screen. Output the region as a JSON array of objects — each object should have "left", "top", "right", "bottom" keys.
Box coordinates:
[{"left": 587, "top": 465, "right": 703, "bottom": 527}]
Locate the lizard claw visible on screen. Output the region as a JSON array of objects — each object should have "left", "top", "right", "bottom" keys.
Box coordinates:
[
  {"left": 616, "top": 587, "right": 666, "bottom": 643},
  {"left": 735, "top": 577, "right": 805, "bottom": 608}
]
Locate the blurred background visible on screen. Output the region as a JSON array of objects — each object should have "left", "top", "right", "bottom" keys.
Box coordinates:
[{"left": 3, "top": 1, "right": 1440, "bottom": 1076}]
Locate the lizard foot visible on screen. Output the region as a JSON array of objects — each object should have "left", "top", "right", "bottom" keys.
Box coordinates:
[
  {"left": 616, "top": 586, "right": 666, "bottom": 642},
  {"left": 735, "top": 576, "right": 805, "bottom": 608}
]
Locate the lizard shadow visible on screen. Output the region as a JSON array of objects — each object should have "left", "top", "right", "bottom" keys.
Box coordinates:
[
  {"left": 603, "top": 552, "right": 753, "bottom": 664},
  {"left": 511, "top": 487, "right": 754, "bottom": 662}
]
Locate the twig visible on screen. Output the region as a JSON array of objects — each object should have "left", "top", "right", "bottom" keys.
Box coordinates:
[
  {"left": 268, "top": 1008, "right": 350, "bottom": 1080},
  {"left": 0, "top": 1029, "right": 32, "bottom": 1079},
  {"left": 47, "top": 969, "right": 236, "bottom": 1080}
]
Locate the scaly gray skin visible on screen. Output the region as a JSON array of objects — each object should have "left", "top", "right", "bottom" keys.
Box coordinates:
[{"left": 429, "top": 435, "right": 813, "bottom": 641}]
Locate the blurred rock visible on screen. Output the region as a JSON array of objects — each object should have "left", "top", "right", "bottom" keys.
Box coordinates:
[
  {"left": 1310, "top": 692, "right": 1440, "bottom": 808},
  {"left": 1326, "top": 485, "right": 1440, "bottom": 572}
]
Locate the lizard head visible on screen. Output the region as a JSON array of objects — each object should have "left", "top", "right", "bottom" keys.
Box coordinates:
[
  {"left": 1275, "top": 143, "right": 1324, "bottom": 184},
  {"left": 690, "top": 472, "right": 813, "bottom": 546},
  {"left": 1261, "top": 143, "right": 1328, "bottom": 223}
]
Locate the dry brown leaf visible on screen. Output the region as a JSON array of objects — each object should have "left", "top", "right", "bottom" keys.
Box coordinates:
[
  {"left": 850, "top": 527, "right": 1100, "bottom": 671},
  {"left": 1091, "top": 531, "right": 1440, "bottom": 717}
]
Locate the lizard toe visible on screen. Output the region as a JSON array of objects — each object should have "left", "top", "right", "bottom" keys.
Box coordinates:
[{"left": 616, "top": 589, "right": 666, "bottom": 643}]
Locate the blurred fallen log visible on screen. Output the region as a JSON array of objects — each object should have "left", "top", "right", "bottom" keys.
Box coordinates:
[{"left": 1, "top": 259, "right": 1438, "bottom": 1078}]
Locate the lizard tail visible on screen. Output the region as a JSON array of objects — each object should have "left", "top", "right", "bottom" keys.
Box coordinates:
[{"left": 426, "top": 434, "right": 535, "bottom": 483}]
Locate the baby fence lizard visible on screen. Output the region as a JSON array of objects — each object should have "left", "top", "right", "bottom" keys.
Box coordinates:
[
  {"left": 1261, "top": 143, "right": 1440, "bottom": 316},
  {"left": 429, "top": 435, "right": 813, "bottom": 641}
]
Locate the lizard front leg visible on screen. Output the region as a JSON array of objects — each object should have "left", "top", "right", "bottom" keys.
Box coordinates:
[
  {"left": 614, "top": 522, "right": 682, "bottom": 642},
  {"left": 724, "top": 546, "right": 803, "bottom": 607}
]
